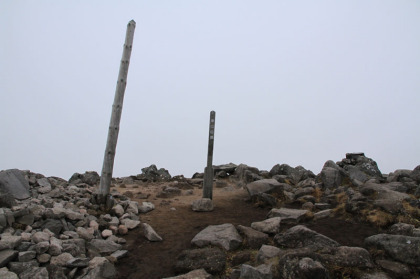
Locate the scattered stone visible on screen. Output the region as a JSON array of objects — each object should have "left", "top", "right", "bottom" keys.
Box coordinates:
[
  {"left": 245, "top": 179, "right": 282, "bottom": 196},
  {"left": 120, "top": 219, "right": 140, "bottom": 230},
  {"left": 376, "top": 259, "right": 411, "bottom": 278},
  {"left": 138, "top": 202, "right": 155, "bottom": 213},
  {"left": 0, "top": 250, "right": 18, "bottom": 267},
  {"left": 191, "top": 223, "right": 242, "bottom": 251},
  {"left": 142, "top": 223, "right": 163, "bottom": 242},
  {"left": 320, "top": 246, "right": 373, "bottom": 268},
  {"left": 0, "top": 267, "right": 19, "bottom": 279},
  {"left": 18, "top": 250, "right": 36, "bottom": 262},
  {"left": 87, "top": 239, "right": 122, "bottom": 257},
  {"left": 240, "top": 264, "right": 272, "bottom": 279},
  {"left": 313, "top": 209, "right": 332, "bottom": 220},
  {"left": 18, "top": 267, "right": 48, "bottom": 279},
  {"left": 257, "top": 245, "right": 281, "bottom": 263},
  {"left": 50, "top": 252, "right": 74, "bottom": 266}
]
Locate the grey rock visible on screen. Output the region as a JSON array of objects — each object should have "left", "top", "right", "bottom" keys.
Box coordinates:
[
  {"left": 142, "top": 223, "right": 163, "bottom": 242},
  {"left": 83, "top": 257, "right": 116, "bottom": 279},
  {"left": 76, "top": 227, "right": 94, "bottom": 241},
  {"left": 410, "top": 165, "right": 420, "bottom": 183},
  {"left": 48, "top": 237, "right": 63, "bottom": 256},
  {"left": 313, "top": 209, "right": 332, "bottom": 220},
  {"left": 321, "top": 167, "right": 343, "bottom": 189},
  {"left": 251, "top": 217, "right": 281, "bottom": 234},
  {"left": 87, "top": 239, "right": 122, "bottom": 257},
  {"left": 191, "top": 199, "right": 214, "bottom": 212},
  {"left": 110, "top": 250, "right": 128, "bottom": 260},
  {"left": 387, "top": 223, "right": 415, "bottom": 236},
  {"left": 120, "top": 219, "right": 140, "bottom": 230},
  {"left": 267, "top": 208, "right": 308, "bottom": 224},
  {"left": 66, "top": 257, "right": 89, "bottom": 268},
  {"left": 320, "top": 246, "right": 373, "bottom": 268},
  {"left": 111, "top": 204, "right": 124, "bottom": 217},
  {"left": 257, "top": 245, "right": 281, "bottom": 263},
  {"left": 138, "top": 164, "right": 171, "bottom": 182},
  {"left": 0, "top": 267, "right": 19, "bottom": 279},
  {"left": 18, "top": 250, "right": 36, "bottom": 262},
  {"left": 156, "top": 186, "right": 181, "bottom": 198},
  {"left": 0, "top": 169, "right": 30, "bottom": 200},
  {"left": 296, "top": 257, "right": 329, "bottom": 279},
  {"left": 359, "top": 271, "right": 392, "bottom": 279},
  {"left": 69, "top": 171, "right": 100, "bottom": 186},
  {"left": 245, "top": 179, "right": 282, "bottom": 197},
  {"left": 251, "top": 193, "right": 277, "bottom": 208},
  {"left": 126, "top": 201, "right": 139, "bottom": 214},
  {"left": 294, "top": 187, "right": 315, "bottom": 199},
  {"left": 37, "top": 178, "right": 52, "bottom": 194},
  {"left": 234, "top": 164, "right": 260, "bottom": 185},
  {"left": 37, "top": 253, "right": 51, "bottom": 263},
  {"left": 365, "top": 234, "right": 420, "bottom": 265},
  {"left": 376, "top": 259, "right": 411, "bottom": 278},
  {"left": 40, "top": 219, "right": 63, "bottom": 236},
  {"left": 138, "top": 202, "right": 155, "bottom": 213},
  {"left": 8, "top": 260, "right": 39, "bottom": 275},
  {"left": 0, "top": 235, "right": 22, "bottom": 249},
  {"left": 0, "top": 250, "right": 18, "bottom": 267},
  {"left": 360, "top": 182, "right": 410, "bottom": 213},
  {"left": 50, "top": 252, "right": 74, "bottom": 266},
  {"left": 274, "top": 225, "right": 339, "bottom": 249},
  {"left": 19, "top": 267, "right": 49, "bottom": 279},
  {"left": 236, "top": 225, "right": 269, "bottom": 249},
  {"left": 162, "top": 268, "right": 212, "bottom": 279},
  {"left": 34, "top": 241, "right": 50, "bottom": 254},
  {"left": 175, "top": 248, "right": 226, "bottom": 275},
  {"left": 240, "top": 264, "right": 272, "bottom": 279},
  {"left": 191, "top": 223, "right": 242, "bottom": 251}
]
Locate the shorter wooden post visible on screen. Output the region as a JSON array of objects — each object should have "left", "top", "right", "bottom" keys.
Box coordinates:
[{"left": 203, "top": 111, "right": 216, "bottom": 199}]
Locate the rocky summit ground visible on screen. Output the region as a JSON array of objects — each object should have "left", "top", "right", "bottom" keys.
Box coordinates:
[{"left": 0, "top": 153, "right": 419, "bottom": 279}]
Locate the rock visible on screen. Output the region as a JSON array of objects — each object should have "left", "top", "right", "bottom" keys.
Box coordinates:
[
  {"left": 387, "top": 223, "right": 415, "bottom": 236},
  {"left": 313, "top": 209, "right": 332, "bottom": 220},
  {"left": 410, "top": 165, "right": 420, "bottom": 183},
  {"left": 239, "top": 264, "right": 272, "bottom": 279},
  {"left": 34, "top": 241, "right": 50, "bottom": 254},
  {"left": 257, "top": 245, "right": 281, "bottom": 263},
  {"left": 376, "top": 259, "right": 411, "bottom": 278},
  {"left": 37, "top": 253, "right": 51, "bottom": 263},
  {"left": 111, "top": 204, "right": 125, "bottom": 217},
  {"left": 40, "top": 219, "right": 63, "bottom": 236},
  {"left": 175, "top": 248, "right": 226, "bottom": 275},
  {"left": 87, "top": 239, "right": 122, "bottom": 257},
  {"left": 138, "top": 202, "right": 155, "bottom": 213},
  {"left": 0, "top": 267, "right": 19, "bottom": 279},
  {"left": 236, "top": 225, "right": 269, "bottom": 249},
  {"left": 18, "top": 267, "right": 49, "bottom": 279},
  {"left": 0, "top": 250, "right": 18, "bottom": 267},
  {"left": 50, "top": 252, "right": 74, "bottom": 266},
  {"left": 85, "top": 257, "right": 116, "bottom": 279},
  {"left": 321, "top": 166, "right": 344, "bottom": 189},
  {"left": 101, "top": 229, "right": 113, "bottom": 238},
  {"left": 18, "top": 250, "right": 36, "bottom": 262},
  {"left": 191, "top": 199, "right": 214, "bottom": 212},
  {"left": 76, "top": 227, "right": 94, "bottom": 241},
  {"left": 66, "top": 257, "right": 89, "bottom": 268},
  {"left": 0, "top": 193, "right": 17, "bottom": 208},
  {"left": 359, "top": 271, "right": 392, "bottom": 279},
  {"left": 126, "top": 201, "right": 139, "bottom": 214},
  {"left": 0, "top": 169, "right": 31, "bottom": 200},
  {"left": 120, "top": 219, "right": 140, "bottom": 230},
  {"left": 360, "top": 182, "right": 411, "bottom": 213},
  {"left": 320, "top": 246, "right": 373, "bottom": 268},
  {"left": 364, "top": 234, "right": 420, "bottom": 265},
  {"left": 69, "top": 171, "right": 100, "bottom": 186},
  {"left": 295, "top": 187, "right": 315, "bottom": 199},
  {"left": 234, "top": 164, "right": 261, "bottom": 185},
  {"left": 251, "top": 217, "right": 281, "bottom": 234},
  {"left": 8, "top": 260, "right": 39, "bottom": 274},
  {"left": 301, "top": 201, "right": 314, "bottom": 211},
  {"left": 191, "top": 223, "right": 242, "bottom": 251},
  {"left": 267, "top": 208, "right": 308, "bottom": 224},
  {"left": 138, "top": 164, "right": 171, "bottom": 182},
  {"left": 36, "top": 178, "right": 52, "bottom": 194},
  {"left": 274, "top": 225, "right": 339, "bottom": 249},
  {"left": 296, "top": 257, "right": 329, "bottom": 279},
  {"left": 118, "top": 225, "right": 128, "bottom": 235},
  {"left": 48, "top": 237, "right": 62, "bottom": 256},
  {"left": 110, "top": 250, "right": 128, "bottom": 261},
  {"left": 245, "top": 179, "right": 282, "bottom": 197},
  {"left": 162, "top": 268, "right": 212, "bottom": 279},
  {"left": 0, "top": 235, "right": 22, "bottom": 249},
  {"left": 142, "top": 223, "right": 163, "bottom": 242},
  {"left": 251, "top": 193, "right": 277, "bottom": 208}
]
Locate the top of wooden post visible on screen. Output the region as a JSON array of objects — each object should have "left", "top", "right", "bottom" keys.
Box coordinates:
[{"left": 128, "top": 20, "right": 136, "bottom": 26}]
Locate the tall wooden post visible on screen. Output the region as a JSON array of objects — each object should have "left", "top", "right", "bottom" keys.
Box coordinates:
[
  {"left": 98, "top": 20, "right": 136, "bottom": 198},
  {"left": 203, "top": 111, "right": 216, "bottom": 199}
]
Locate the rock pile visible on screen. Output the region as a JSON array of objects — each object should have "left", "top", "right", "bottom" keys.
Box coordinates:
[
  {"left": 0, "top": 169, "right": 159, "bottom": 279},
  {"left": 170, "top": 153, "right": 420, "bottom": 278}
]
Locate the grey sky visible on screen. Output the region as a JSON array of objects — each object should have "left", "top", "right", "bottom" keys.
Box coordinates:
[{"left": 1, "top": 1, "right": 419, "bottom": 179}]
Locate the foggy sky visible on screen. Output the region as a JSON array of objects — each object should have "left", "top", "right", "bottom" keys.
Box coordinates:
[{"left": 1, "top": 1, "right": 419, "bottom": 179}]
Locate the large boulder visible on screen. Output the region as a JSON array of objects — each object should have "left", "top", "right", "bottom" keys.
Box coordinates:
[
  {"left": 234, "top": 164, "right": 261, "bottom": 185},
  {"left": 410, "top": 165, "right": 420, "bottom": 183},
  {"left": 319, "top": 246, "right": 373, "bottom": 268},
  {"left": 237, "top": 225, "right": 269, "bottom": 249},
  {"left": 359, "top": 182, "right": 411, "bottom": 213},
  {"left": 191, "top": 223, "right": 242, "bottom": 251},
  {"left": 245, "top": 179, "right": 282, "bottom": 197},
  {"left": 68, "top": 171, "right": 100, "bottom": 186},
  {"left": 274, "top": 225, "right": 339, "bottom": 250},
  {"left": 269, "top": 164, "right": 314, "bottom": 184},
  {"left": 364, "top": 234, "right": 420, "bottom": 265},
  {"left": 137, "top": 164, "right": 171, "bottom": 182},
  {"left": 0, "top": 169, "right": 31, "bottom": 200},
  {"left": 337, "top": 153, "right": 383, "bottom": 181}
]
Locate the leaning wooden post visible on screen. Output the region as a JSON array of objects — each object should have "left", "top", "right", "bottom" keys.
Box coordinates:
[
  {"left": 98, "top": 20, "right": 136, "bottom": 199},
  {"left": 203, "top": 111, "right": 216, "bottom": 199}
]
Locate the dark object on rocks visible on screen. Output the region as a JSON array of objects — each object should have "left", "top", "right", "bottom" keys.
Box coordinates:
[
  {"left": 0, "top": 169, "right": 31, "bottom": 200},
  {"left": 68, "top": 171, "right": 100, "bottom": 186},
  {"left": 137, "top": 164, "right": 171, "bottom": 182},
  {"left": 174, "top": 247, "right": 226, "bottom": 275}
]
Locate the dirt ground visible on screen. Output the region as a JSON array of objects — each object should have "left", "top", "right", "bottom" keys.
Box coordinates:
[{"left": 114, "top": 182, "right": 381, "bottom": 279}]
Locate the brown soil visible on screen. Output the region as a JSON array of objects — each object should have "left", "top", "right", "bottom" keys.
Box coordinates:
[{"left": 115, "top": 182, "right": 381, "bottom": 279}]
